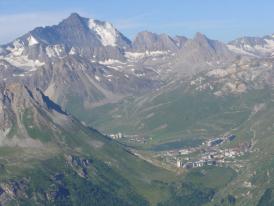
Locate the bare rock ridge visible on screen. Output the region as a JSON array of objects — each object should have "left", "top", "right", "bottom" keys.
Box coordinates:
[
  {"left": 0, "top": 83, "right": 67, "bottom": 134},
  {"left": 0, "top": 12, "right": 273, "bottom": 114},
  {"left": 1, "top": 13, "right": 235, "bottom": 62},
  {"left": 132, "top": 31, "right": 180, "bottom": 51}
]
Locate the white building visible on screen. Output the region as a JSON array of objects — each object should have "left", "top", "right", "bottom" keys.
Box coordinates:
[{"left": 176, "top": 159, "right": 182, "bottom": 168}]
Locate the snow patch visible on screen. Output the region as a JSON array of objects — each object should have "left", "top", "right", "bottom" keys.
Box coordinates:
[
  {"left": 125, "top": 50, "right": 169, "bottom": 61},
  {"left": 46, "top": 45, "right": 66, "bottom": 57},
  {"left": 27, "top": 35, "right": 39, "bottom": 46},
  {"left": 95, "top": 75, "right": 101, "bottom": 81},
  {"left": 7, "top": 39, "right": 25, "bottom": 56},
  {"left": 148, "top": 50, "right": 169, "bottom": 55},
  {"left": 12, "top": 73, "right": 25, "bottom": 77},
  {"left": 227, "top": 45, "right": 256, "bottom": 56},
  {"left": 0, "top": 53, "right": 44, "bottom": 71},
  {"left": 125, "top": 52, "right": 146, "bottom": 60},
  {"left": 88, "top": 19, "right": 117, "bottom": 47},
  {"left": 99, "top": 59, "right": 124, "bottom": 65},
  {"left": 69, "top": 47, "right": 76, "bottom": 55},
  {"left": 136, "top": 73, "right": 145, "bottom": 78}
]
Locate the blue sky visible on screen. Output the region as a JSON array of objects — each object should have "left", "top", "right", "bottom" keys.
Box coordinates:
[{"left": 0, "top": 0, "right": 274, "bottom": 44}]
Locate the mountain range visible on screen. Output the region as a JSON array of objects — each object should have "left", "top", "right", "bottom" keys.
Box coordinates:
[{"left": 1, "top": 13, "right": 274, "bottom": 205}]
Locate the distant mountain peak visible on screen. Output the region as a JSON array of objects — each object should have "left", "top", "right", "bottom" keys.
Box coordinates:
[
  {"left": 1, "top": 13, "right": 132, "bottom": 62},
  {"left": 59, "top": 13, "right": 125, "bottom": 47},
  {"left": 194, "top": 32, "right": 210, "bottom": 43},
  {"left": 132, "top": 31, "right": 178, "bottom": 51},
  {"left": 68, "top": 12, "right": 82, "bottom": 19},
  {"left": 62, "top": 12, "right": 87, "bottom": 24},
  {"left": 59, "top": 13, "right": 89, "bottom": 33}
]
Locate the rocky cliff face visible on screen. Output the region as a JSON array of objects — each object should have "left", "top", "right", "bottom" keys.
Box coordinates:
[
  {"left": 0, "top": 84, "right": 13, "bottom": 132},
  {"left": 0, "top": 83, "right": 69, "bottom": 148}
]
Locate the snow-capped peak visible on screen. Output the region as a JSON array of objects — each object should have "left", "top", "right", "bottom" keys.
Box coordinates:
[
  {"left": 27, "top": 35, "right": 39, "bottom": 46},
  {"left": 88, "top": 19, "right": 118, "bottom": 47}
]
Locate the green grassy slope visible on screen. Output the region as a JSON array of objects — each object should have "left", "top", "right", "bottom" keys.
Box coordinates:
[
  {"left": 3, "top": 105, "right": 180, "bottom": 205},
  {"left": 79, "top": 84, "right": 270, "bottom": 148}
]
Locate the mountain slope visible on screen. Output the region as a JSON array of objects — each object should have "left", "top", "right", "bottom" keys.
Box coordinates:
[{"left": 0, "top": 83, "right": 181, "bottom": 205}]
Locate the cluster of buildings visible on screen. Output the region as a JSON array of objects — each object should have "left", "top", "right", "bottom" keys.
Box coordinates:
[
  {"left": 108, "top": 132, "right": 147, "bottom": 144},
  {"left": 178, "top": 146, "right": 248, "bottom": 169},
  {"left": 174, "top": 134, "right": 253, "bottom": 169},
  {"left": 109, "top": 133, "right": 123, "bottom": 139},
  {"left": 127, "top": 134, "right": 147, "bottom": 144},
  {"left": 178, "top": 147, "right": 197, "bottom": 155},
  {"left": 178, "top": 159, "right": 218, "bottom": 169}
]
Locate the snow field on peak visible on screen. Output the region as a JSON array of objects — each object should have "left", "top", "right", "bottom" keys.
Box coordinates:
[
  {"left": 27, "top": 35, "right": 39, "bottom": 46},
  {"left": 88, "top": 19, "right": 117, "bottom": 47}
]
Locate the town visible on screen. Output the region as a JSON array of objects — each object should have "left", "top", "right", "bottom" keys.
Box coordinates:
[
  {"left": 153, "top": 134, "right": 253, "bottom": 169},
  {"left": 107, "top": 132, "right": 253, "bottom": 170}
]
